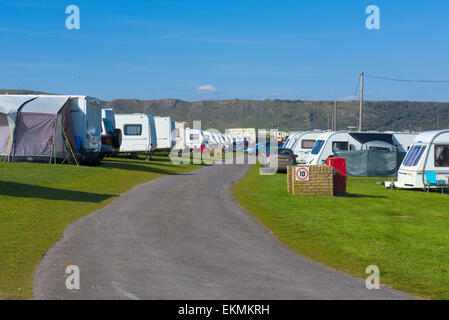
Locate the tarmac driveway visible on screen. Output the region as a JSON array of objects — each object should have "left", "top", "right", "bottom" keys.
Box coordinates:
[{"left": 33, "top": 163, "right": 415, "bottom": 299}]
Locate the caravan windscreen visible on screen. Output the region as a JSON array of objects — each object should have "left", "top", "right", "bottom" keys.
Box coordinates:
[
  {"left": 311, "top": 140, "right": 324, "bottom": 155},
  {"left": 402, "top": 145, "right": 426, "bottom": 167}
]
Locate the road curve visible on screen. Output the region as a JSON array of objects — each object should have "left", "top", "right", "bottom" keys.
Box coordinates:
[{"left": 34, "top": 163, "right": 415, "bottom": 300}]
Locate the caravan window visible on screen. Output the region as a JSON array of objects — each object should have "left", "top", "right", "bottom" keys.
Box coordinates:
[
  {"left": 311, "top": 140, "right": 324, "bottom": 155},
  {"left": 175, "top": 128, "right": 180, "bottom": 138},
  {"left": 403, "top": 145, "right": 426, "bottom": 166},
  {"left": 435, "top": 145, "right": 449, "bottom": 167},
  {"left": 190, "top": 134, "right": 199, "bottom": 141},
  {"left": 124, "top": 124, "right": 142, "bottom": 136},
  {"left": 369, "top": 146, "right": 390, "bottom": 151},
  {"left": 333, "top": 141, "right": 349, "bottom": 152},
  {"left": 301, "top": 140, "right": 316, "bottom": 149}
]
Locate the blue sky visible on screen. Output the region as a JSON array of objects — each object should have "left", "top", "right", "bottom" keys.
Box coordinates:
[{"left": 0, "top": 0, "right": 449, "bottom": 101}]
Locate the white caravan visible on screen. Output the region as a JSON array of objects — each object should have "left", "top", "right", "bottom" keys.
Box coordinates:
[
  {"left": 283, "top": 132, "right": 301, "bottom": 149},
  {"left": 306, "top": 132, "right": 399, "bottom": 165},
  {"left": 186, "top": 128, "right": 204, "bottom": 151},
  {"left": 290, "top": 131, "right": 323, "bottom": 163},
  {"left": 154, "top": 116, "right": 176, "bottom": 151},
  {"left": 174, "top": 121, "right": 187, "bottom": 150},
  {"left": 114, "top": 114, "right": 157, "bottom": 156},
  {"left": 395, "top": 130, "right": 449, "bottom": 189}
]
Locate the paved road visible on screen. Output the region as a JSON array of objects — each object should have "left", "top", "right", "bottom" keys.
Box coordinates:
[{"left": 34, "top": 163, "right": 415, "bottom": 299}]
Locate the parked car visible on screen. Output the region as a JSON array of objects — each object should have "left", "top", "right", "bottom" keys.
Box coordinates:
[{"left": 264, "top": 147, "right": 297, "bottom": 172}]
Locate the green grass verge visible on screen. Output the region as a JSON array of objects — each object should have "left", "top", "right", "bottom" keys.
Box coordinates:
[
  {"left": 232, "top": 164, "right": 449, "bottom": 299},
  {"left": 0, "top": 155, "right": 202, "bottom": 300}
]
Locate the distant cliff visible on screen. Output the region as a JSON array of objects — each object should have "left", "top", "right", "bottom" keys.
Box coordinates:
[{"left": 2, "top": 90, "right": 447, "bottom": 132}]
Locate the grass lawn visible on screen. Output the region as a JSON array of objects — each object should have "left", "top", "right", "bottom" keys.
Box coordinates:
[
  {"left": 232, "top": 164, "right": 449, "bottom": 299},
  {"left": 0, "top": 154, "right": 202, "bottom": 300}
]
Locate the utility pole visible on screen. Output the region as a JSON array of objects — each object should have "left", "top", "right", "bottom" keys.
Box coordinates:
[
  {"left": 359, "top": 72, "right": 364, "bottom": 132},
  {"left": 437, "top": 114, "right": 440, "bottom": 130},
  {"left": 333, "top": 101, "right": 337, "bottom": 131},
  {"left": 327, "top": 114, "right": 330, "bottom": 130}
]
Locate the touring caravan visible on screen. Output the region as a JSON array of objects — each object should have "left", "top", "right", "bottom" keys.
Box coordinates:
[
  {"left": 283, "top": 132, "right": 302, "bottom": 149},
  {"left": 289, "top": 131, "right": 323, "bottom": 163},
  {"left": 186, "top": 128, "right": 204, "bottom": 151},
  {"left": 174, "top": 121, "right": 187, "bottom": 151},
  {"left": 114, "top": 113, "right": 157, "bottom": 157},
  {"left": 0, "top": 95, "right": 102, "bottom": 164},
  {"left": 395, "top": 130, "right": 449, "bottom": 189},
  {"left": 154, "top": 116, "right": 176, "bottom": 151},
  {"left": 99, "top": 109, "right": 122, "bottom": 159},
  {"left": 306, "top": 132, "right": 399, "bottom": 165}
]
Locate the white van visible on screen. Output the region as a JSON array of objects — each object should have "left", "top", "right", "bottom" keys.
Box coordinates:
[
  {"left": 306, "top": 132, "right": 399, "bottom": 165},
  {"left": 154, "top": 116, "right": 176, "bottom": 151},
  {"left": 395, "top": 130, "right": 449, "bottom": 189},
  {"left": 114, "top": 113, "right": 157, "bottom": 158}
]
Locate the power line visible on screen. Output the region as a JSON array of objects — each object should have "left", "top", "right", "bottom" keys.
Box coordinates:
[
  {"left": 353, "top": 75, "right": 361, "bottom": 98},
  {"left": 365, "top": 74, "right": 449, "bottom": 83}
]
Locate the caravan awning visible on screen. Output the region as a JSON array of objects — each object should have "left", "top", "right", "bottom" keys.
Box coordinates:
[
  {"left": 0, "top": 95, "right": 38, "bottom": 136},
  {"left": 19, "top": 96, "right": 71, "bottom": 114},
  {"left": 349, "top": 132, "right": 394, "bottom": 145}
]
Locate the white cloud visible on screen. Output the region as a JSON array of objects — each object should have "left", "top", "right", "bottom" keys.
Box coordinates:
[{"left": 197, "top": 84, "right": 219, "bottom": 94}]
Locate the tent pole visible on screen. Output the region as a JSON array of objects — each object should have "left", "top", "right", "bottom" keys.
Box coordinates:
[
  {"left": 62, "top": 125, "right": 79, "bottom": 166},
  {"left": 50, "top": 116, "right": 58, "bottom": 164}
]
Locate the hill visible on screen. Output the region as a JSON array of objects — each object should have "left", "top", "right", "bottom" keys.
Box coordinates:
[
  {"left": 106, "top": 98, "right": 449, "bottom": 132},
  {"left": 1, "top": 89, "right": 447, "bottom": 132}
]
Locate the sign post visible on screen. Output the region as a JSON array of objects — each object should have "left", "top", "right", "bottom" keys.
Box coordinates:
[{"left": 295, "top": 167, "right": 310, "bottom": 181}]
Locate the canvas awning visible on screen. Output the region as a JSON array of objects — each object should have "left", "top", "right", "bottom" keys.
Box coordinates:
[
  {"left": 0, "top": 95, "right": 78, "bottom": 163},
  {"left": 0, "top": 96, "right": 37, "bottom": 155}
]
